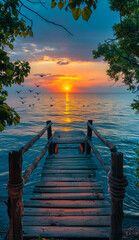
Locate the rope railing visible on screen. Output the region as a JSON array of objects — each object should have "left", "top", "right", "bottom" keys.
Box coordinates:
[
  {"left": 86, "top": 120, "right": 128, "bottom": 240},
  {"left": 20, "top": 121, "right": 52, "bottom": 154},
  {"left": 7, "top": 120, "right": 53, "bottom": 240},
  {"left": 87, "top": 121, "right": 117, "bottom": 152},
  {"left": 23, "top": 136, "right": 53, "bottom": 185},
  {"left": 87, "top": 138, "right": 110, "bottom": 174}
]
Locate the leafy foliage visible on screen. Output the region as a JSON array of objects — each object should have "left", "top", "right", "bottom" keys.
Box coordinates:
[
  {"left": 92, "top": 0, "right": 139, "bottom": 110},
  {"left": 51, "top": 0, "right": 97, "bottom": 21},
  {"left": 0, "top": 0, "right": 32, "bottom": 131}
]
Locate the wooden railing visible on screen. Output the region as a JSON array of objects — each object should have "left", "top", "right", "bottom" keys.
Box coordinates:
[
  {"left": 86, "top": 120, "right": 128, "bottom": 240},
  {"left": 7, "top": 121, "right": 53, "bottom": 240}
]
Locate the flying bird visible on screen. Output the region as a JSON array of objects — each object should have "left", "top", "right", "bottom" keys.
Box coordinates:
[
  {"left": 34, "top": 74, "right": 45, "bottom": 77},
  {"left": 20, "top": 97, "right": 26, "bottom": 100},
  {"left": 21, "top": 101, "right": 25, "bottom": 104},
  {"left": 36, "top": 92, "right": 40, "bottom": 95},
  {"left": 16, "top": 90, "right": 22, "bottom": 94},
  {"left": 28, "top": 89, "right": 33, "bottom": 93},
  {"left": 35, "top": 83, "right": 41, "bottom": 87}
]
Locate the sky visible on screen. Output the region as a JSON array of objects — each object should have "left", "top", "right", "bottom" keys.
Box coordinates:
[{"left": 9, "top": 0, "right": 127, "bottom": 93}]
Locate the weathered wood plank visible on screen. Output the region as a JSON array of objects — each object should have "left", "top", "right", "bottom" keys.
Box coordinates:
[
  {"left": 35, "top": 181, "right": 102, "bottom": 187},
  {"left": 23, "top": 215, "right": 110, "bottom": 226},
  {"left": 23, "top": 207, "right": 111, "bottom": 216},
  {"left": 40, "top": 173, "right": 96, "bottom": 178},
  {"left": 24, "top": 200, "right": 110, "bottom": 208},
  {"left": 44, "top": 162, "right": 96, "bottom": 166},
  {"left": 44, "top": 160, "right": 96, "bottom": 164},
  {"left": 46, "top": 154, "right": 92, "bottom": 159},
  {"left": 41, "top": 170, "right": 96, "bottom": 174},
  {"left": 40, "top": 177, "right": 97, "bottom": 182},
  {"left": 31, "top": 192, "right": 104, "bottom": 200},
  {"left": 23, "top": 226, "right": 110, "bottom": 238},
  {"left": 43, "top": 165, "right": 97, "bottom": 170},
  {"left": 45, "top": 157, "right": 94, "bottom": 163},
  {"left": 33, "top": 186, "right": 103, "bottom": 193}
]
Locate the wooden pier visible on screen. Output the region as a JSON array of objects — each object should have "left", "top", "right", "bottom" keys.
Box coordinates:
[{"left": 7, "top": 121, "right": 128, "bottom": 240}]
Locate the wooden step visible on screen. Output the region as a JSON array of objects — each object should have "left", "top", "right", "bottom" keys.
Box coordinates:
[
  {"left": 41, "top": 169, "right": 96, "bottom": 174},
  {"left": 40, "top": 177, "right": 97, "bottom": 182},
  {"left": 35, "top": 181, "right": 102, "bottom": 187},
  {"left": 24, "top": 200, "right": 109, "bottom": 208},
  {"left": 23, "top": 226, "right": 110, "bottom": 239},
  {"left": 23, "top": 207, "right": 111, "bottom": 216},
  {"left": 33, "top": 186, "right": 103, "bottom": 193},
  {"left": 31, "top": 192, "right": 104, "bottom": 200},
  {"left": 23, "top": 215, "right": 110, "bottom": 227}
]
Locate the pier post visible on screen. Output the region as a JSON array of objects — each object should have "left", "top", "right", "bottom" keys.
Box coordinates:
[
  {"left": 8, "top": 150, "right": 23, "bottom": 240},
  {"left": 109, "top": 152, "right": 128, "bottom": 240},
  {"left": 47, "top": 120, "right": 53, "bottom": 155},
  {"left": 86, "top": 120, "right": 92, "bottom": 154}
]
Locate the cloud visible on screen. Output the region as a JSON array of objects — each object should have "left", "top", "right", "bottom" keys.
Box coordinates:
[{"left": 57, "top": 60, "right": 70, "bottom": 65}]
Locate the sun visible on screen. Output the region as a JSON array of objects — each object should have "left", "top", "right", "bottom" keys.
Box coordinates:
[{"left": 63, "top": 85, "right": 72, "bottom": 92}]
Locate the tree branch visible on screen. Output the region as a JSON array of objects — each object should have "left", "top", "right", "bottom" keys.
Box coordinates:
[
  {"left": 105, "top": 40, "right": 139, "bottom": 69},
  {"left": 19, "top": 0, "right": 73, "bottom": 36},
  {"left": 17, "top": 9, "right": 33, "bottom": 27}
]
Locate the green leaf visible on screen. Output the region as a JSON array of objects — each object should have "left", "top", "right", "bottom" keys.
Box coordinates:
[
  {"left": 82, "top": 7, "right": 92, "bottom": 21},
  {"left": 0, "top": 123, "right": 4, "bottom": 131},
  {"left": 9, "top": 44, "right": 14, "bottom": 50},
  {"left": 30, "top": 31, "right": 33, "bottom": 37},
  {"left": 6, "top": 69, "right": 13, "bottom": 76},
  {"left": 92, "top": 1, "right": 96, "bottom": 9},
  {"left": 51, "top": 0, "right": 57, "bottom": 8},
  {"left": 72, "top": 8, "right": 81, "bottom": 20},
  {"left": 58, "top": 2, "right": 64, "bottom": 10}
]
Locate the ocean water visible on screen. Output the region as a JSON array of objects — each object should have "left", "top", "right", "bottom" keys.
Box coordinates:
[{"left": 0, "top": 92, "right": 139, "bottom": 234}]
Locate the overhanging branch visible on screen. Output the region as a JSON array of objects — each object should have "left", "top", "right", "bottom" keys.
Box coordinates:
[{"left": 19, "top": 0, "right": 73, "bottom": 36}]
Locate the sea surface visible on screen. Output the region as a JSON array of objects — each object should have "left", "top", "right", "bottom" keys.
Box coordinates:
[{"left": 0, "top": 92, "right": 139, "bottom": 235}]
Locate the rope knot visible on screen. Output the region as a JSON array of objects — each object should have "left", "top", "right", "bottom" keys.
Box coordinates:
[
  {"left": 7, "top": 178, "right": 24, "bottom": 213},
  {"left": 108, "top": 171, "right": 128, "bottom": 200}
]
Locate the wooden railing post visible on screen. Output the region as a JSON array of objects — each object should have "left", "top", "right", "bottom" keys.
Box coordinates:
[
  {"left": 8, "top": 150, "right": 23, "bottom": 240},
  {"left": 86, "top": 120, "right": 92, "bottom": 154},
  {"left": 46, "top": 120, "right": 53, "bottom": 154},
  {"left": 108, "top": 152, "right": 128, "bottom": 240}
]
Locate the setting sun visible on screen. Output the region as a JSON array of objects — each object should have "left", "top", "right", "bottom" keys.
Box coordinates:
[{"left": 65, "top": 87, "right": 69, "bottom": 91}]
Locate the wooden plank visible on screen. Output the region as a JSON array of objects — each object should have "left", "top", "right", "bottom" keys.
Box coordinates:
[
  {"left": 45, "top": 158, "right": 94, "bottom": 162},
  {"left": 23, "top": 226, "right": 110, "bottom": 238},
  {"left": 23, "top": 207, "right": 111, "bottom": 216},
  {"left": 33, "top": 186, "right": 103, "bottom": 193},
  {"left": 24, "top": 200, "right": 110, "bottom": 208},
  {"left": 44, "top": 161, "right": 96, "bottom": 165},
  {"left": 47, "top": 154, "right": 92, "bottom": 159},
  {"left": 31, "top": 192, "right": 104, "bottom": 200},
  {"left": 23, "top": 215, "right": 110, "bottom": 226},
  {"left": 40, "top": 177, "right": 97, "bottom": 182},
  {"left": 41, "top": 170, "right": 96, "bottom": 174},
  {"left": 40, "top": 173, "right": 96, "bottom": 178},
  {"left": 53, "top": 140, "right": 86, "bottom": 144},
  {"left": 35, "top": 181, "right": 102, "bottom": 187},
  {"left": 43, "top": 165, "right": 97, "bottom": 170}
]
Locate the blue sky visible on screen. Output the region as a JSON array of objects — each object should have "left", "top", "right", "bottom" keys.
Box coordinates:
[{"left": 8, "top": 0, "right": 128, "bottom": 92}]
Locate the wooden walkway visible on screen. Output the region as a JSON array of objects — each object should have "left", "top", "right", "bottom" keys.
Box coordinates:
[{"left": 23, "top": 131, "right": 111, "bottom": 239}]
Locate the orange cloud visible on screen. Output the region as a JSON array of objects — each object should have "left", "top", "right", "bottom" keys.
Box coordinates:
[{"left": 25, "top": 57, "right": 109, "bottom": 92}]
